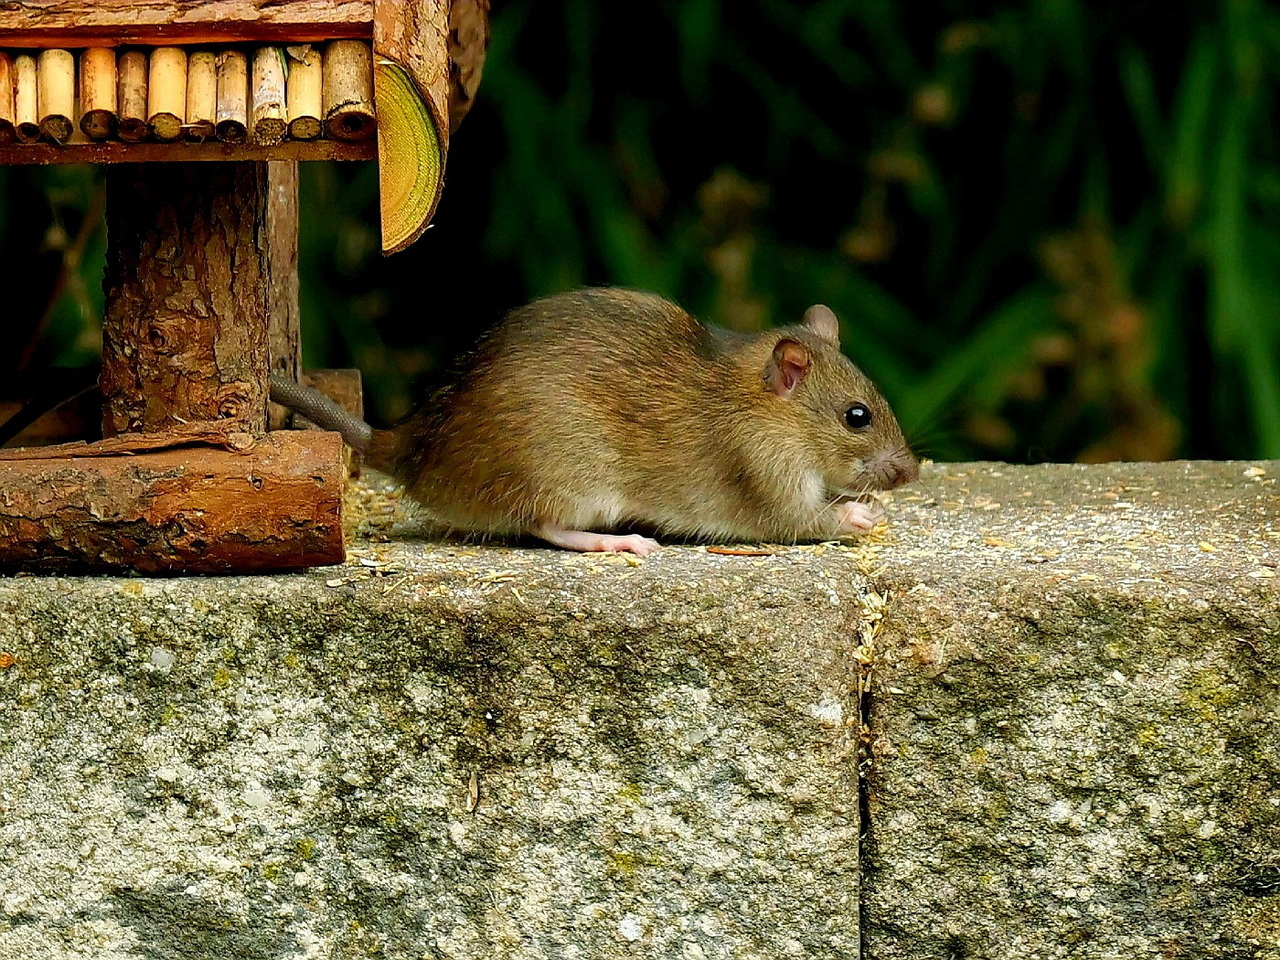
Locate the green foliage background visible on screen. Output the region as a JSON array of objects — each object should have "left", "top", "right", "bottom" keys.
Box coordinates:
[{"left": 4, "top": 0, "right": 1280, "bottom": 461}]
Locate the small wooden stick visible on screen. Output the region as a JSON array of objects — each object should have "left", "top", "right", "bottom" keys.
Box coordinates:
[
  {"left": 37, "top": 49, "right": 75, "bottom": 144},
  {"left": 285, "top": 45, "right": 322, "bottom": 140},
  {"left": 14, "top": 54, "right": 40, "bottom": 143},
  {"left": 116, "top": 50, "right": 149, "bottom": 143},
  {"left": 79, "top": 47, "right": 118, "bottom": 141},
  {"left": 184, "top": 50, "right": 216, "bottom": 140},
  {"left": 251, "top": 46, "right": 287, "bottom": 145},
  {"left": 214, "top": 50, "right": 249, "bottom": 143},
  {"left": 0, "top": 53, "right": 15, "bottom": 145},
  {"left": 323, "top": 40, "right": 376, "bottom": 141},
  {"left": 147, "top": 46, "right": 187, "bottom": 141}
]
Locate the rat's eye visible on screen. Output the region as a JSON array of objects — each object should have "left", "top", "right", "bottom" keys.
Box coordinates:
[{"left": 844, "top": 403, "right": 872, "bottom": 430}]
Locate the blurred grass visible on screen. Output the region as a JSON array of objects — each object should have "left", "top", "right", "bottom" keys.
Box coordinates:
[{"left": 3, "top": 0, "right": 1279, "bottom": 460}]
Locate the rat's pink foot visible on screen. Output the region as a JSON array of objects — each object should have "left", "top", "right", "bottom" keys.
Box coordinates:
[
  {"left": 834, "top": 499, "right": 885, "bottom": 536},
  {"left": 536, "top": 524, "right": 661, "bottom": 556}
]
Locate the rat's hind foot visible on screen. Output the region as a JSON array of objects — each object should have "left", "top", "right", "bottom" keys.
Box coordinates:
[{"left": 536, "top": 524, "right": 660, "bottom": 556}]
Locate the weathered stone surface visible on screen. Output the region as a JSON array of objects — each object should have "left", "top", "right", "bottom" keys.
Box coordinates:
[
  {"left": 0, "top": 542, "right": 874, "bottom": 960},
  {"left": 866, "top": 461, "right": 1280, "bottom": 959},
  {"left": 0, "top": 460, "right": 1276, "bottom": 960}
]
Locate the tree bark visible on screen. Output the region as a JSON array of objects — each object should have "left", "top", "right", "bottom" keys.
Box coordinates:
[
  {"left": 0, "top": 1, "right": 369, "bottom": 47},
  {"left": 100, "top": 162, "right": 284, "bottom": 436},
  {"left": 0, "top": 430, "right": 344, "bottom": 573},
  {"left": 447, "top": 0, "right": 490, "bottom": 134}
]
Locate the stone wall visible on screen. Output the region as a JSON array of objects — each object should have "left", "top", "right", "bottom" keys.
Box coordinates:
[{"left": 0, "top": 462, "right": 1275, "bottom": 959}]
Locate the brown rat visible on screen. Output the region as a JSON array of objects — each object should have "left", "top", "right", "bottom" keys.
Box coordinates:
[{"left": 271, "top": 287, "right": 918, "bottom": 555}]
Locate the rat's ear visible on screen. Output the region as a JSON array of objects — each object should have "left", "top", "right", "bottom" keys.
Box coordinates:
[
  {"left": 802, "top": 305, "right": 840, "bottom": 346},
  {"left": 765, "top": 338, "right": 812, "bottom": 398}
]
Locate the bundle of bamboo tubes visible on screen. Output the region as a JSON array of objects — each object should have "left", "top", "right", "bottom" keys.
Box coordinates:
[{"left": 0, "top": 41, "right": 374, "bottom": 146}]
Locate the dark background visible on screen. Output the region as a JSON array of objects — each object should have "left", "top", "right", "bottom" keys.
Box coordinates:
[{"left": 4, "top": 0, "right": 1279, "bottom": 461}]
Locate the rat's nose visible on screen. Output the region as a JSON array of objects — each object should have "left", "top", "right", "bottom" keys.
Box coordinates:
[
  {"left": 892, "top": 453, "right": 920, "bottom": 487},
  {"left": 873, "top": 450, "right": 920, "bottom": 488}
]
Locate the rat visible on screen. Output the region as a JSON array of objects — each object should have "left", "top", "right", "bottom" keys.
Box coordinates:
[{"left": 271, "top": 287, "right": 919, "bottom": 555}]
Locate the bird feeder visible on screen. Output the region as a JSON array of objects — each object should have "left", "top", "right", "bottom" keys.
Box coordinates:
[{"left": 0, "top": 0, "right": 488, "bottom": 573}]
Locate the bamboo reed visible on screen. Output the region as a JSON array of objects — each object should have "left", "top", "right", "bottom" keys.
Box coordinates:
[
  {"left": 117, "top": 50, "right": 149, "bottom": 142},
  {"left": 0, "top": 53, "right": 15, "bottom": 145},
  {"left": 251, "top": 47, "right": 287, "bottom": 145},
  {"left": 185, "top": 51, "right": 216, "bottom": 140},
  {"left": 285, "top": 45, "right": 322, "bottom": 141},
  {"left": 147, "top": 47, "right": 187, "bottom": 141},
  {"left": 14, "top": 54, "right": 39, "bottom": 143},
  {"left": 322, "top": 40, "right": 375, "bottom": 142},
  {"left": 214, "top": 50, "right": 248, "bottom": 143},
  {"left": 37, "top": 49, "right": 75, "bottom": 143},
  {"left": 79, "top": 47, "right": 118, "bottom": 141}
]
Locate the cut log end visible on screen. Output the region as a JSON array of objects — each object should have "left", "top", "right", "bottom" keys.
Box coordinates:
[{"left": 374, "top": 60, "right": 445, "bottom": 255}]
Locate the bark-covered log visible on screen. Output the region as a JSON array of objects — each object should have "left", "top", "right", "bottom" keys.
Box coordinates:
[
  {"left": 100, "top": 162, "right": 288, "bottom": 437},
  {"left": 447, "top": 0, "right": 489, "bottom": 134},
  {"left": 0, "top": 1, "right": 369, "bottom": 47},
  {"left": 0, "top": 139, "right": 374, "bottom": 165},
  {"left": 0, "top": 430, "right": 344, "bottom": 573}
]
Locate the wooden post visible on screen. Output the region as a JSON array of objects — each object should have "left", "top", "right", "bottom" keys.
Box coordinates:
[
  {"left": 266, "top": 161, "right": 302, "bottom": 428},
  {"left": 100, "top": 162, "right": 280, "bottom": 437}
]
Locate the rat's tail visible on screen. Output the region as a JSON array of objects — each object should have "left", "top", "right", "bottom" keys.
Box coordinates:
[{"left": 269, "top": 374, "right": 373, "bottom": 455}]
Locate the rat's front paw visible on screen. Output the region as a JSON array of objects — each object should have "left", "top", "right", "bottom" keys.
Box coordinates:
[{"left": 833, "top": 499, "right": 885, "bottom": 536}]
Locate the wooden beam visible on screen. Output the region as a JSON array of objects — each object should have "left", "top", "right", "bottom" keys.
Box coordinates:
[
  {"left": 0, "top": 1, "right": 371, "bottom": 48},
  {"left": 0, "top": 430, "right": 344, "bottom": 574},
  {"left": 266, "top": 161, "right": 302, "bottom": 429},
  {"left": 0, "top": 139, "right": 375, "bottom": 166}
]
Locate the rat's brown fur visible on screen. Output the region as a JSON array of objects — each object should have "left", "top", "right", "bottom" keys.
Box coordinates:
[{"left": 352, "top": 288, "right": 918, "bottom": 545}]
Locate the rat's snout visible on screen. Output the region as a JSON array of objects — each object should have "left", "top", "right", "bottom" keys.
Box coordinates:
[{"left": 868, "top": 449, "right": 920, "bottom": 489}]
